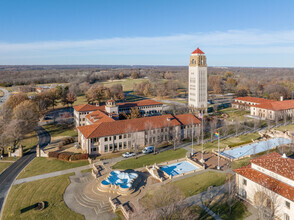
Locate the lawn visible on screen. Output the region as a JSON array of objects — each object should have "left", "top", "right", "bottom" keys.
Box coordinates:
[
  {"left": 218, "top": 107, "right": 250, "bottom": 121},
  {"left": 0, "top": 162, "right": 13, "bottom": 174},
  {"left": 274, "top": 124, "right": 294, "bottom": 132},
  {"left": 102, "top": 78, "right": 148, "bottom": 91},
  {"left": 19, "top": 131, "right": 39, "bottom": 154},
  {"left": 207, "top": 200, "right": 251, "bottom": 220},
  {"left": 231, "top": 157, "right": 251, "bottom": 170},
  {"left": 17, "top": 157, "right": 89, "bottom": 179},
  {"left": 2, "top": 173, "right": 84, "bottom": 220},
  {"left": 172, "top": 171, "right": 227, "bottom": 197},
  {"left": 193, "top": 133, "right": 261, "bottom": 152},
  {"left": 112, "top": 149, "right": 187, "bottom": 170},
  {"left": 43, "top": 124, "right": 78, "bottom": 138}
]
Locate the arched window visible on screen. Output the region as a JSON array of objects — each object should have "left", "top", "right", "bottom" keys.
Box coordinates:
[{"left": 192, "top": 59, "right": 194, "bottom": 64}]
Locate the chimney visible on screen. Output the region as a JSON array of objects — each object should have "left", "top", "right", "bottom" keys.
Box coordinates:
[
  {"left": 96, "top": 102, "right": 100, "bottom": 106},
  {"left": 167, "top": 118, "right": 171, "bottom": 121},
  {"left": 282, "top": 153, "right": 287, "bottom": 159},
  {"left": 280, "top": 96, "right": 284, "bottom": 101}
]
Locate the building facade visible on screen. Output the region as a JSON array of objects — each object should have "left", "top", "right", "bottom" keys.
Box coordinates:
[
  {"left": 188, "top": 48, "right": 207, "bottom": 110},
  {"left": 235, "top": 152, "right": 294, "bottom": 219},
  {"left": 77, "top": 113, "right": 201, "bottom": 155},
  {"left": 73, "top": 99, "right": 163, "bottom": 127},
  {"left": 232, "top": 97, "right": 275, "bottom": 111}
]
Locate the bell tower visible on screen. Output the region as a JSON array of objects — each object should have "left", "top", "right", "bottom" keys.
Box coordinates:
[{"left": 188, "top": 48, "right": 207, "bottom": 111}]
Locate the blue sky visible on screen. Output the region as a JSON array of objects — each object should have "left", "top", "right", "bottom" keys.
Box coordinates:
[{"left": 1, "top": 0, "right": 294, "bottom": 66}]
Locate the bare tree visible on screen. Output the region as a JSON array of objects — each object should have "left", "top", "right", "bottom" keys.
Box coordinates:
[
  {"left": 234, "top": 119, "right": 241, "bottom": 136},
  {"left": 137, "top": 184, "right": 195, "bottom": 220}
]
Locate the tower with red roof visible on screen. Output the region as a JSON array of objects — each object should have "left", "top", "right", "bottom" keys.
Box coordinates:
[{"left": 188, "top": 48, "right": 207, "bottom": 111}]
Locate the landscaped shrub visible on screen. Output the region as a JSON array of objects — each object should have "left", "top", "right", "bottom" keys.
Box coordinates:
[
  {"left": 58, "top": 152, "right": 72, "bottom": 161},
  {"left": 61, "top": 137, "right": 75, "bottom": 146},
  {"left": 48, "top": 151, "right": 60, "bottom": 158},
  {"left": 70, "top": 153, "right": 88, "bottom": 161}
]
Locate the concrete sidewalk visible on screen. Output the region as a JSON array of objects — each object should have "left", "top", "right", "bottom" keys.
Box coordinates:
[{"left": 13, "top": 164, "right": 91, "bottom": 185}]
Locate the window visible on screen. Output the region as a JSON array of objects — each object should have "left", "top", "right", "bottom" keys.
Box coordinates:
[
  {"left": 109, "top": 144, "right": 113, "bottom": 151},
  {"left": 123, "top": 142, "right": 127, "bottom": 149},
  {"left": 92, "top": 147, "right": 97, "bottom": 152},
  {"left": 119, "top": 142, "right": 122, "bottom": 150},
  {"left": 104, "top": 145, "right": 108, "bottom": 152},
  {"left": 285, "top": 213, "right": 290, "bottom": 220},
  {"left": 114, "top": 143, "right": 117, "bottom": 149},
  {"left": 286, "top": 201, "right": 290, "bottom": 209},
  {"left": 243, "top": 179, "right": 247, "bottom": 186},
  {"left": 104, "top": 137, "right": 108, "bottom": 142},
  {"left": 114, "top": 136, "right": 116, "bottom": 140},
  {"left": 123, "top": 134, "right": 126, "bottom": 138},
  {"left": 109, "top": 136, "right": 112, "bottom": 141},
  {"left": 119, "top": 135, "right": 122, "bottom": 139}
]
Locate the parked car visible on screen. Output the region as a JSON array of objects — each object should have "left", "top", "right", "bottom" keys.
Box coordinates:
[
  {"left": 122, "top": 152, "right": 136, "bottom": 158},
  {"left": 142, "top": 146, "right": 154, "bottom": 154}
]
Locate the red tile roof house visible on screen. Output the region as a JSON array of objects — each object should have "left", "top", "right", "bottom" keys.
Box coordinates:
[
  {"left": 77, "top": 112, "right": 200, "bottom": 155},
  {"left": 234, "top": 152, "right": 294, "bottom": 219},
  {"left": 73, "top": 99, "right": 163, "bottom": 126},
  {"left": 232, "top": 96, "right": 275, "bottom": 111}
]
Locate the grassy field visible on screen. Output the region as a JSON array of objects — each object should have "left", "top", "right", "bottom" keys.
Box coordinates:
[
  {"left": 19, "top": 131, "right": 39, "bottom": 154},
  {"left": 43, "top": 124, "right": 78, "bottom": 137},
  {"left": 0, "top": 162, "right": 13, "bottom": 174},
  {"left": 231, "top": 157, "right": 251, "bottom": 170},
  {"left": 218, "top": 107, "right": 250, "bottom": 121},
  {"left": 2, "top": 173, "right": 84, "bottom": 220},
  {"left": 103, "top": 78, "right": 148, "bottom": 91},
  {"left": 17, "top": 157, "right": 89, "bottom": 179},
  {"left": 208, "top": 200, "right": 251, "bottom": 220},
  {"left": 112, "top": 149, "right": 187, "bottom": 170},
  {"left": 172, "top": 171, "right": 227, "bottom": 197},
  {"left": 193, "top": 133, "right": 260, "bottom": 152},
  {"left": 274, "top": 124, "right": 294, "bottom": 132}
]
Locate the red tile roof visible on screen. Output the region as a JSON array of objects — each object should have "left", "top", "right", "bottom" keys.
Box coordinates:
[
  {"left": 251, "top": 152, "right": 294, "bottom": 181},
  {"left": 78, "top": 113, "right": 200, "bottom": 139},
  {"left": 85, "top": 110, "right": 115, "bottom": 124},
  {"left": 235, "top": 165, "right": 294, "bottom": 202},
  {"left": 192, "top": 48, "right": 205, "bottom": 54},
  {"left": 74, "top": 100, "right": 162, "bottom": 112},
  {"left": 254, "top": 100, "right": 294, "bottom": 111},
  {"left": 73, "top": 104, "right": 102, "bottom": 112},
  {"left": 234, "top": 97, "right": 275, "bottom": 104},
  {"left": 117, "top": 99, "right": 162, "bottom": 108}
]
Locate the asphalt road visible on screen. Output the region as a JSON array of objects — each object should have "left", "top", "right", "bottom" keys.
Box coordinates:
[{"left": 0, "top": 126, "right": 51, "bottom": 216}]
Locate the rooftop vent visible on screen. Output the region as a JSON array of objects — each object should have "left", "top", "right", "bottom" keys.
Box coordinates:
[
  {"left": 282, "top": 153, "right": 287, "bottom": 159},
  {"left": 167, "top": 118, "right": 171, "bottom": 121}
]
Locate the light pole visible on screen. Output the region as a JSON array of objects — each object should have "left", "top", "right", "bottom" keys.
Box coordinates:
[{"left": 217, "top": 131, "right": 220, "bottom": 170}]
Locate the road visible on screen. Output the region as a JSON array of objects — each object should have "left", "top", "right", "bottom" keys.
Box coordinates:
[
  {"left": 0, "top": 126, "right": 51, "bottom": 216},
  {"left": 0, "top": 88, "right": 9, "bottom": 107}
]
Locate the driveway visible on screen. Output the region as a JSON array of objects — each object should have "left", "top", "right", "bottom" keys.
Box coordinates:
[{"left": 0, "top": 126, "right": 51, "bottom": 217}]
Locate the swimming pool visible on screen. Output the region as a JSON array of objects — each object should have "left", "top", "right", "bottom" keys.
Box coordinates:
[
  {"left": 160, "top": 161, "right": 200, "bottom": 177},
  {"left": 219, "top": 137, "right": 291, "bottom": 160}
]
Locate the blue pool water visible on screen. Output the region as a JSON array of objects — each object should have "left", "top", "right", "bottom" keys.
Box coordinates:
[
  {"left": 160, "top": 161, "right": 199, "bottom": 177},
  {"left": 219, "top": 137, "right": 291, "bottom": 159},
  {"left": 101, "top": 171, "right": 138, "bottom": 188}
]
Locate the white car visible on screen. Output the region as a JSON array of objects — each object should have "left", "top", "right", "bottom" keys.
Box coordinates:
[{"left": 122, "top": 152, "right": 136, "bottom": 158}]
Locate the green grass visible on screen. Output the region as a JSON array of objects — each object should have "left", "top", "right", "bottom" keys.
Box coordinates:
[
  {"left": 193, "top": 133, "right": 260, "bottom": 152},
  {"left": 208, "top": 200, "right": 251, "bottom": 220},
  {"left": 17, "top": 157, "right": 89, "bottom": 179},
  {"left": 102, "top": 78, "right": 148, "bottom": 91},
  {"left": 231, "top": 157, "right": 251, "bottom": 170},
  {"left": 2, "top": 173, "right": 84, "bottom": 220},
  {"left": 43, "top": 124, "right": 77, "bottom": 137},
  {"left": 274, "top": 124, "right": 294, "bottom": 132},
  {"left": 172, "top": 171, "right": 227, "bottom": 197},
  {"left": 0, "top": 162, "right": 13, "bottom": 174},
  {"left": 218, "top": 107, "right": 249, "bottom": 121},
  {"left": 19, "top": 131, "right": 39, "bottom": 154},
  {"left": 112, "top": 149, "right": 187, "bottom": 170},
  {"left": 81, "top": 168, "right": 92, "bottom": 173}
]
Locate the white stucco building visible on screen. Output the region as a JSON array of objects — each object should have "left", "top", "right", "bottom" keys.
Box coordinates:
[
  {"left": 188, "top": 48, "right": 207, "bottom": 111},
  {"left": 235, "top": 152, "right": 294, "bottom": 219}
]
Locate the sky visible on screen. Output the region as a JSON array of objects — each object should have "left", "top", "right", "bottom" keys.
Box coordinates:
[{"left": 1, "top": 0, "right": 294, "bottom": 66}]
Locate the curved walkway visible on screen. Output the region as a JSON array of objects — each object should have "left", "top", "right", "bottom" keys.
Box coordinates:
[{"left": 0, "top": 126, "right": 51, "bottom": 216}]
